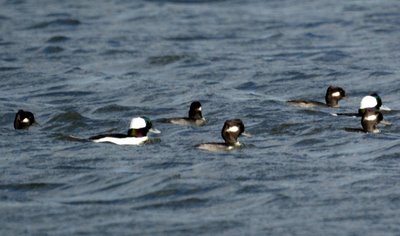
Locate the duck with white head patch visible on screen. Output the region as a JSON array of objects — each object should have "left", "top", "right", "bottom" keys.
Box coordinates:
[
  {"left": 287, "top": 86, "right": 346, "bottom": 108},
  {"left": 158, "top": 101, "right": 206, "bottom": 126},
  {"left": 14, "top": 110, "right": 36, "bottom": 129},
  {"left": 335, "top": 93, "right": 386, "bottom": 117},
  {"left": 89, "top": 116, "right": 160, "bottom": 145},
  {"left": 334, "top": 93, "right": 391, "bottom": 125},
  {"left": 361, "top": 108, "right": 383, "bottom": 133},
  {"left": 344, "top": 108, "right": 383, "bottom": 133},
  {"left": 196, "top": 119, "right": 248, "bottom": 152}
]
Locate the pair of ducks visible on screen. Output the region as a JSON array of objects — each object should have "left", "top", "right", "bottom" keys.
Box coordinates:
[
  {"left": 288, "top": 85, "right": 386, "bottom": 133},
  {"left": 88, "top": 101, "right": 244, "bottom": 151},
  {"left": 14, "top": 102, "right": 246, "bottom": 152}
]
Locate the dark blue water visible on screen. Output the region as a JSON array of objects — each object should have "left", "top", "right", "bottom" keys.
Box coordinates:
[{"left": 1, "top": 0, "right": 400, "bottom": 235}]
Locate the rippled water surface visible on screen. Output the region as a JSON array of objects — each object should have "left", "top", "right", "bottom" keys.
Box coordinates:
[{"left": 1, "top": 0, "right": 400, "bottom": 235}]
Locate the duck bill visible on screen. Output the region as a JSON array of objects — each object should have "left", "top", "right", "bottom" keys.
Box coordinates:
[
  {"left": 380, "top": 105, "right": 391, "bottom": 111},
  {"left": 150, "top": 128, "right": 161, "bottom": 134},
  {"left": 242, "top": 131, "right": 252, "bottom": 137},
  {"left": 380, "top": 120, "right": 392, "bottom": 126},
  {"left": 27, "top": 120, "right": 40, "bottom": 126}
]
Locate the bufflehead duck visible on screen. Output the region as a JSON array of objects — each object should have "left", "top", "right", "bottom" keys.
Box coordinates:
[
  {"left": 334, "top": 93, "right": 391, "bottom": 125},
  {"left": 196, "top": 119, "right": 245, "bottom": 152},
  {"left": 287, "top": 86, "right": 346, "bottom": 108},
  {"left": 362, "top": 108, "right": 383, "bottom": 133},
  {"left": 335, "top": 93, "right": 382, "bottom": 117},
  {"left": 14, "top": 110, "right": 36, "bottom": 129},
  {"left": 158, "top": 101, "right": 206, "bottom": 126},
  {"left": 344, "top": 108, "right": 383, "bottom": 133},
  {"left": 89, "top": 117, "right": 160, "bottom": 145}
]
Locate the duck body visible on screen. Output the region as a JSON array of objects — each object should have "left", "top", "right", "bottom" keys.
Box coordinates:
[
  {"left": 286, "top": 100, "right": 327, "bottom": 108},
  {"left": 196, "top": 142, "right": 241, "bottom": 152},
  {"left": 89, "top": 117, "right": 160, "bottom": 145},
  {"left": 344, "top": 108, "right": 383, "bottom": 133},
  {"left": 90, "top": 134, "right": 149, "bottom": 145},
  {"left": 361, "top": 108, "right": 383, "bottom": 133},
  {"left": 196, "top": 119, "right": 245, "bottom": 152},
  {"left": 162, "top": 117, "right": 206, "bottom": 126},
  {"left": 158, "top": 101, "right": 206, "bottom": 126},
  {"left": 288, "top": 86, "right": 346, "bottom": 108}
]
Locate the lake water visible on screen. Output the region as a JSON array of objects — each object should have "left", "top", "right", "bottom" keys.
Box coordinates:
[{"left": 1, "top": 0, "right": 400, "bottom": 235}]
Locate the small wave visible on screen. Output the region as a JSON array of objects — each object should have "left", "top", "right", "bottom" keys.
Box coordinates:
[
  {"left": 293, "top": 138, "right": 325, "bottom": 147},
  {"left": 53, "top": 165, "right": 97, "bottom": 170},
  {"left": 368, "top": 71, "right": 394, "bottom": 77},
  {"left": 46, "top": 13, "right": 72, "bottom": 18},
  {"left": 371, "top": 153, "right": 400, "bottom": 162},
  {"left": 48, "top": 111, "right": 87, "bottom": 123},
  {"left": 147, "top": 54, "right": 189, "bottom": 66},
  {"left": 143, "top": 161, "right": 193, "bottom": 170},
  {"left": 364, "top": 12, "right": 400, "bottom": 25},
  {"left": 44, "top": 111, "right": 90, "bottom": 132},
  {"left": 304, "top": 32, "right": 330, "bottom": 39},
  {"left": 343, "top": 5, "right": 368, "bottom": 12},
  {"left": 93, "top": 104, "right": 132, "bottom": 114},
  {"left": 133, "top": 197, "right": 209, "bottom": 210},
  {"left": 146, "top": 0, "right": 226, "bottom": 3},
  {"left": 283, "top": 70, "right": 318, "bottom": 80},
  {"left": 32, "top": 91, "right": 92, "bottom": 99},
  {"left": 46, "top": 35, "right": 70, "bottom": 43},
  {"left": 269, "top": 123, "right": 303, "bottom": 136},
  {"left": 28, "top": 18, "right": 81, "bottom": 29},
  {"left": 62, "top": 198, "right": 134, "bottom": 205},
  {"left": 235, "top": 184, "right": 266, "bottom": 194},
  {"left": 312, "top": 50, "right": 350, "bottom": 62},
  {"left": 235, "top": 81, "right": 259, "bottom": 91},
  {"left": 0, "top": 41, "right": 15, "bottom": 46},
  {"left": 166, "top": 35, "right": 215, "bottom": 41},
  {"left": 43, "top": 46, "right": 64, "bottom": 54},
  {"left": 0, "top": 67, "right": 20, "bottom": 71},
  {"left": 0, "top": 183, "right": 63, "bottom": 191},
  {"left": 100, "top": 49, "right": 138, "bottom": 56}
]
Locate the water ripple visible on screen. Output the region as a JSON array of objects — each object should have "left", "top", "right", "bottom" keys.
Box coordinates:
[
  {"left": 28, "top": 19, "right": 81, "bottom": 29},
  {"left": 46, "top": 36, "right": 70, "bottom": 43}
]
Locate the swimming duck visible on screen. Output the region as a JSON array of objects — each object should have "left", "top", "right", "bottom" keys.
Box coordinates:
[
  {"left": 361, "top": 108, "right": 383, "bottom": 133},
  {"left": 196, "top": 119, "right": 245, "bottom": 152},
  {"left": 89, "top": 116, "right": 160, "bottom": 145},
  {"left": 158, "top": 101, "right": 206, "bottom": 126},
  {"left": 344, "top": 108, "right": 383, "bottom": 133},
  {"left": 287, "top": 86, "right": 346, "bottom": 108},
  {"left": 14, "top": 110, "right": 36, "bottom": 129}
]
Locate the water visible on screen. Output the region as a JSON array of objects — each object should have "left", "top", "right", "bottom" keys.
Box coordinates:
[{"left": 1, "top": 0, "right": 400, "bottom": 235}]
